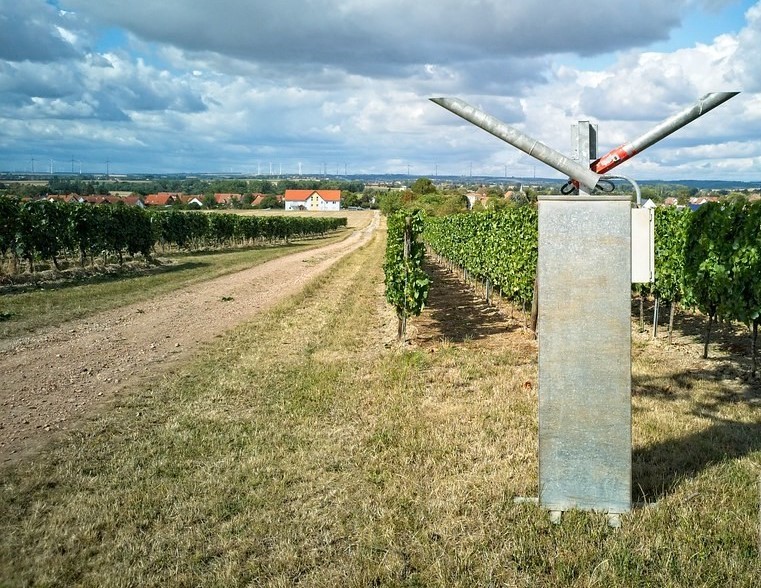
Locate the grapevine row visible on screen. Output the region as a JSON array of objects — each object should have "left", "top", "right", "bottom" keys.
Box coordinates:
[
  {"left": 421, "top": 201, "right": 761, "bottom": 372},
  {"left": 0, "top": 197, "right": 346, "bottom": 273},
  {"left": 384, "top": 210, "right": 430, "bottom": 339},
  {"left": 423, "top": 207, "right": 538, "bottom": 308}
]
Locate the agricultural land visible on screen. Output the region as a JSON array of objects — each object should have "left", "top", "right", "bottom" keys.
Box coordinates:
[{"left": 1, "top": 209, "right": 759, "bottom": 587}]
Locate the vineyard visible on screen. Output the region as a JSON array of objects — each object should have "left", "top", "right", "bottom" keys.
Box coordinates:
[
  {"left": 387, "top": 200, "right": 761, "bottom": 373},
  {"left": 0, "top": 197, "right": 346, "bottom": 275},
  {"left": 424, "top": 206, "right": 537, "bottom": 310},
  {"left": 383, "top": 210, "right": 429, "bottom": 338},
  {"left": 2, "top": 206, "right": 758, "bottom": 585}
]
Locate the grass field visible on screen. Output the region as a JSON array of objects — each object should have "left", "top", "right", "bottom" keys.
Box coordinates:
[{"left": 1, "top": 224, "right": 759, "bottom": 586}]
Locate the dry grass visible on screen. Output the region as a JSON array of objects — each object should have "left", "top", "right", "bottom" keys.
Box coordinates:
[{"left": 1, "top": 229, "right": 759, "bottom": 586}]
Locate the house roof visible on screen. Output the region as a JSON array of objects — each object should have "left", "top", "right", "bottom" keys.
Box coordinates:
[
  {"left": 214, "top": 193, "right": 241, "bottom": 204},
  {"left": 80, "top": 195, "right": 118, "bottom": 204},
  {"left": 283, "top": 189, "right": 341, "bottom": 202},
  {"left": 251, "top": 193, "right": 283, "bottom": 206},
  {"left": 121, "top": 196, "right": 145, "bottom": 206},
  {"left": 145, "top": 193, "right": 176, "bottom": 205}
]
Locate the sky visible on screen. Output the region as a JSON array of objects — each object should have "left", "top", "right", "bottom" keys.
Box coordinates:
[{"left": 0, "top": 0, "right": 759, "bottom": 182}]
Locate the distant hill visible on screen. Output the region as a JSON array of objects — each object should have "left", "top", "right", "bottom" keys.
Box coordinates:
[
  {"left": 640, "top": 179, "right": 760, "bottom": 190},
  {"left": 1, "top": 171, "right": 758, "bottom": 192}
]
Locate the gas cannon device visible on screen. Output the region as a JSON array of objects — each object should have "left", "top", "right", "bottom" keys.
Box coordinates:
[{"left": 431, "top": 92, "right": 739, "bottom": 526}]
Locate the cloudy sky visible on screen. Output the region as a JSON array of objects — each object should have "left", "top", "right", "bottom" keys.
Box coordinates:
[{"left": 1, "top": 0, "right": 759, "bottom": 181}]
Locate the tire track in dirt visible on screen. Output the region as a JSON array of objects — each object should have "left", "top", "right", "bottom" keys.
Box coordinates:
[{"left": 0, "top": 212, "right": 380, "bottom": 464}]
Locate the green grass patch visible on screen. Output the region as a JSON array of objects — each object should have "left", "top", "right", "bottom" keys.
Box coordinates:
[
  {"left": 1, "top": 230, "right": 759, "bottom": 586},
  {"left": 0, "top": 233, "right": 345, "bottom": 340}
]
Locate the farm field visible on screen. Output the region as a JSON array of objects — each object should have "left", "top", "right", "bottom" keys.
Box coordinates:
[{"left": 1, "top": 213, "right": 760, "bottom": 586}]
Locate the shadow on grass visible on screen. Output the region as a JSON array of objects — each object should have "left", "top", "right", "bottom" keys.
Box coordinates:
[
  {"left": 0, "top": 260, "right": 210, "bottom": 296},
  {"left": 164, "top": 240, "right": 312, "bottom": 259},
  {"left": 416, "top": 258, "right": 520, "bottom": 344},
  {"left": 632, "top": 296, "right": 755, "bottom": 366},
  {"left": 632, "top": 361, "right": 761, "bottom": 503}
]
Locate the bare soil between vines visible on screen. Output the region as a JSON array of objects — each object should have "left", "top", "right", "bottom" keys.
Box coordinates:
[{"left": 0, "top": 212, "right": 380, "bottom": 465}]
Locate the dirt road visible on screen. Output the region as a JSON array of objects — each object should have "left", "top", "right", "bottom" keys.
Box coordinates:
[{"left": 0, "top": 212, "right": 380, "bottom": 463}]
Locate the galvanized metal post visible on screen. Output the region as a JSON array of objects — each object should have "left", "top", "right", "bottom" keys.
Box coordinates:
[
  {"left": 571, "top": 121, "right": 597, "bottom": 196},
  {"left": 534, "top": 122, "right": 632, "bottom": 521},
  {"left": 538, "top": 193, "right": 632, "bottom": 517},
  {"left": 591, "top": 92, "right": 739, "bottom": 175},
  {"left": 430, "top": 97, "right": 602, "bottom": 192}
]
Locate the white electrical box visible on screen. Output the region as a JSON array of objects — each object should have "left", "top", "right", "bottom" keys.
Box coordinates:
[{"left": 631, "top": 207, "right": 654, "bottom": 284}]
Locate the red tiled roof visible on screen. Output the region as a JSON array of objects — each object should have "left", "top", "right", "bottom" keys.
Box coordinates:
[
  {"left": 121, "top": 196, "right": 144, "bottom": 206},
  {"left": 284, "top": 189, "right": 341, "bottom": 202},
  {"left": 251, "top": 193, "right": 282, "bottom": 206},
  {"left": 214, "top": 193, "right": 242, "bottom": 204},
  {"left": 80, "top": 195, "right": 115, "bottom": 204},
  {"left": 145, "top": 193, "right": 176, "bottom": 205}
]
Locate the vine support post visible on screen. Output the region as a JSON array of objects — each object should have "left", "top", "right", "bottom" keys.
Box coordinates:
[
  {"left": 752, "top": 319, "right": 758, "bottom": 378},
  {"left": 704, "top": 309, "right": 716, "bottom": 359},
  {"left": 397, "top": 215, "right": 412, "bottom": 341},
  {"left": 530, "top": 274, "right": 538, "bottom": 336},
  {"left": 652, "top": 296, "right": 660, "bottom": 339}
]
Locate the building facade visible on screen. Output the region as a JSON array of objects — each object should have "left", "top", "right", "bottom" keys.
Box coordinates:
[{"left": 283, "top": 190, "right": 341, "bottom": 211}]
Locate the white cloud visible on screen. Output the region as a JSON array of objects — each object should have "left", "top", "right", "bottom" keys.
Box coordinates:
[
  {"left": 0, "top": 0, "right": 759, "bottom": 178},
  {"left": 0, "top": 0, "right": 81, "bottom": 62},
  {"left": 61, "top": 0, "right": 686, "bottom": 81}
]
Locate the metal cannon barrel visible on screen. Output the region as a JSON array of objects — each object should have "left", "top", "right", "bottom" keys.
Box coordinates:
[
  {"left": 430, "top": 97, "right": 602, "bottom": 191},
  {"left": 591, "top": 92, "right": 739, "bottom": 175}
]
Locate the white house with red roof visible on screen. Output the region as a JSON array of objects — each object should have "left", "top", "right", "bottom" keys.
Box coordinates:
[{"left": 283, "top": 189, "right": 341, "bottom": 211}]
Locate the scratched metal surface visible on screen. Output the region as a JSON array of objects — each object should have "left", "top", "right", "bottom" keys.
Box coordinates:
[{"left": 537, "top": 195, "right": 632, "bottom": 514}]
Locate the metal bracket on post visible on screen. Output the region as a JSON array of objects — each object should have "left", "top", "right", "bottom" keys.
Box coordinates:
[
  {"left": 571, "top": 121, "right": 597, "bottom": 196},
  {"left": 572, "top": 122, "right": 597, "bottom": 170}
]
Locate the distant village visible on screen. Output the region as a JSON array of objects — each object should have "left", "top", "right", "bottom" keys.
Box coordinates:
[
  {"left": 461, "top": 184, "right": 761, "bottom": 211},
  {"left": 31, "top": 189, "right": 344, "bottom": 212},
  {"left": 1, "top": 174, "right": 759, "bottom": 216}
]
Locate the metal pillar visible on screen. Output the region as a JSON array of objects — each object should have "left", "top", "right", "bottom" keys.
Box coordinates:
[
  {"left": 533, "top": 122, "right": 632, "bottom": 517},
  {"left": 537, "top": 193, "right": 632, "bottom": 515}
]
